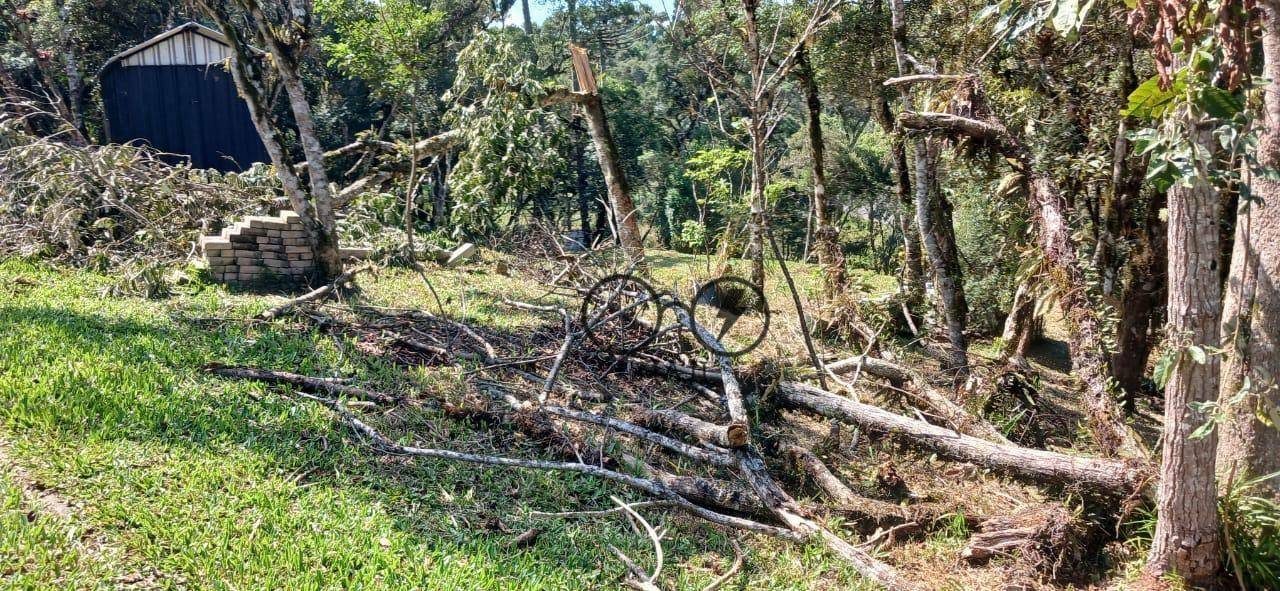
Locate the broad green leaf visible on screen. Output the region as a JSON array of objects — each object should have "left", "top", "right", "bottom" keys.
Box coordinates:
[
  {"left": 1124, "top": 75, "right": 1184, "bottom": 119},
  {"left": 1189, "top": 418, "right": 1217, "bottom": 440},
  {"left": 1198, "top": 87, "right": 1245, "bottom": 119},
  {"left": 1188, "top": 344, "right": 1207, "bottom": 364},
  {"left": 1153, "top": 350, "right": 1177, "bottom": 389}
]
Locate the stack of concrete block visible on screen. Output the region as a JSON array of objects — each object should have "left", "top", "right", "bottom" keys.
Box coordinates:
[{"left": 199, "top": 211, "right": 316, "bottom": 285}]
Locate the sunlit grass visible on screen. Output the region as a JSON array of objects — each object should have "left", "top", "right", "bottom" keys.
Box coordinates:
[{"left": 0, "top": 256, "right": 883, "bottom": 589}]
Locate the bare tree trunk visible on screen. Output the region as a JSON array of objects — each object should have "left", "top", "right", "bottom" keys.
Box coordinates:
[
  {"left": 743, "top": 0, "right": 767, "bottom": 288},
  {"left": 55, "top": 0, "right": 83, "bottom": 136},
  {"left": 887, "top": 0, "right": 968, "bottom": 374},
  {"left": 916, "top": 139, "right": 968, "bottom": 373},
  {"left": 1217, "top": 0, "right": 1280, "bottom": 500},
  {"left": 241, "top": 1, "right": 344, "bottom": 280},
  {"left": 576, "top": 84, "right": 646, "bottom": 272},
  {"left": 520, "top": 0, "right": 533, "bottom": 34},
  {"left": 746, "top": 116, "right": 768, "bottom": 287},
  {"left": 574, "top": 140, "right": 591, "bottom": 240},
  {"left": 1001, "top": 282, "right": 1036, "bottom": 368},
  {"left": 796, "top": 46, "right": 842, "bottom": 299},
  {"left": 203, "top": 0, "right": 344, "bottom": 281},
  {"left": 1146, "top": 115, "right": 1223, "bottom": 584},
  {"left": 778, "top": 382, "right": 1147, "bottom": 495},
  {"left": 871, "top": 93, "right": 924, "bottom": 301}
]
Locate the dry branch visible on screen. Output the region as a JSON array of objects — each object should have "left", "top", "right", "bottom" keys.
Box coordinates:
[
  {"left": 665, "top": 300, "right": 922, "bottom": 591},
  {"left": 260, "top": 265, "right": 369, "bottom": 320},
  {"left": 543, "top": 405, "right": 737, "bottom": 467},
  {"left": 822, "top": 355, "right": 1010, "bottom": 444},
  {"left": 204, "top": 363, "right": 397, "bottom": 404},
  {"left": 882, "top": 73, "right": 971, "bottom": 87},
  {"left": 286, "top": 389, "right": 801, "bottom": 541}
]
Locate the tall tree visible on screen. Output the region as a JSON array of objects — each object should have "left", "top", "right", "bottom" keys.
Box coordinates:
[
  {"left": 794, "top": 43, "right": 843, "bottom": 300},
  {"left": 674, "top": 0, "right": 840, "bottom": 288},
  {"left": 886, "top": 0, "right": 968, "bottom": 374},
  {"left": 1146, "top": 103, "right": 1223, "bottom": 583},
  {"left": 200, "top": 0, "right": 345, "bottom": 280},
  {"left": 1217, "top": 0, "right": 1280, "bottom": 499}
]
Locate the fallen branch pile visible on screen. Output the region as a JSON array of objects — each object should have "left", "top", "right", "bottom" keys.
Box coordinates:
[{"left": 203, "top": 258, "right": 1154, "bottom": 589}]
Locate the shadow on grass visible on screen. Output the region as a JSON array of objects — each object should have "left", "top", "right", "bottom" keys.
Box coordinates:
[{"left": 0, "top": 302, "right": 748, "bottom": 590}]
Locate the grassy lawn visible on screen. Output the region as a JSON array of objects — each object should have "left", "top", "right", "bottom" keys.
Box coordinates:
[{"left": 0, "top": 253, "right": 894, "bottom": 590}]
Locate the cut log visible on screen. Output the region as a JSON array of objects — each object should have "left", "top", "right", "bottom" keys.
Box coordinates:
[
  {"left": 636, "top": 409, "right": 748, "bottom": 448},
  {"left": 776, "top": 382, "right": 1149, "bottom": 496}
]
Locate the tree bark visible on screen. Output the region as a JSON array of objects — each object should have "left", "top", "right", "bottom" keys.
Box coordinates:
[
  {"left": 878, "top": 97, "right": 924, "bottom": 300},
  {"left": 1217, "top": 0, "right": 1280, "bottom": 500},
  {"left": 1000, "top": 282, "right": 1038, "bottom": 368},
  {"left": 777, "top": 382, "right": 1148, "bottom": 495},
  {"left": 578, "top": 90, "right": 646, "bottom": 272},
  {"left": 886, "top": 0, "right": 968, "bottom": 375},
  {"left": 635, "top": 409, "right": 748, "bottom": 448},
  {"left": 1146, "top": 115, "right": 1223, "bottom": 584},
  {"left": 821, "top": 355, "right": 1010, "bottom": 444},
  {"left": 917, "top": 139, "right": 969, "bottom": 374},
  {"left": 520, "top": 0, "right": 533, "bottom": 34},
  {"left": 796, "top": 46, "right": 842, "bottom": 299},
  {"left": 241, "top": 0, "right": 344, "bottom": 280},
  {"left": 741, "top": 0, "right": 768, "bottom": 288},
  {"left": 55, "top": 0, "right": 83, "bottom": 137}
]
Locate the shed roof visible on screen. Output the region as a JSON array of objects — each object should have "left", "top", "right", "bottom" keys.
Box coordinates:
[{"left": 99, "top": 22, "right": 230, "bottom": 72}]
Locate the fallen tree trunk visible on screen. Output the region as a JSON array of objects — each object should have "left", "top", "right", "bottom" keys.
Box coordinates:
[
  {"left": 776, "top": 382, "right": 1149, "bottom": 496},
  {"left": 666, "top": 299, "right": 922, "bottom": 591},
  {"left": 821, "top": 355, "right": 1010, "bottom": 444}
]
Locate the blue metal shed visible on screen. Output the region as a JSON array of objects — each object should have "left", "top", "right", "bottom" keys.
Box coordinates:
[{"left": 98, "top": 22, "right": 267, "bottom": 172}]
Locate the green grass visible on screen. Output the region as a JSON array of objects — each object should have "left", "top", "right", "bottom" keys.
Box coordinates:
[{"left": 0, "top": 256, "right": 890, "bottom": 590}]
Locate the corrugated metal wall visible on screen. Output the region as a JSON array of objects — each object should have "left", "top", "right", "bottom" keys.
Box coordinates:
[{"left": 101, "top": 27, "right": 267, "bottom": 172}]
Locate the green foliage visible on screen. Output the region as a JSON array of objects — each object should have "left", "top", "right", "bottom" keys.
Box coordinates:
[
  {"left": 676, "top": 219, "right": 708, "bottom": 252},
  {"left": 1220, "top": 472, "right": 1280, "bottom": 590},
  {"left": 319, "top": 0, "right": 446, "bottom": 99},
  {"left": 975, "top": 0, "right": 1098, "bottom": 44},
  {"left": 443, "top": 30, "right": 568, "bottom": 235}
]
